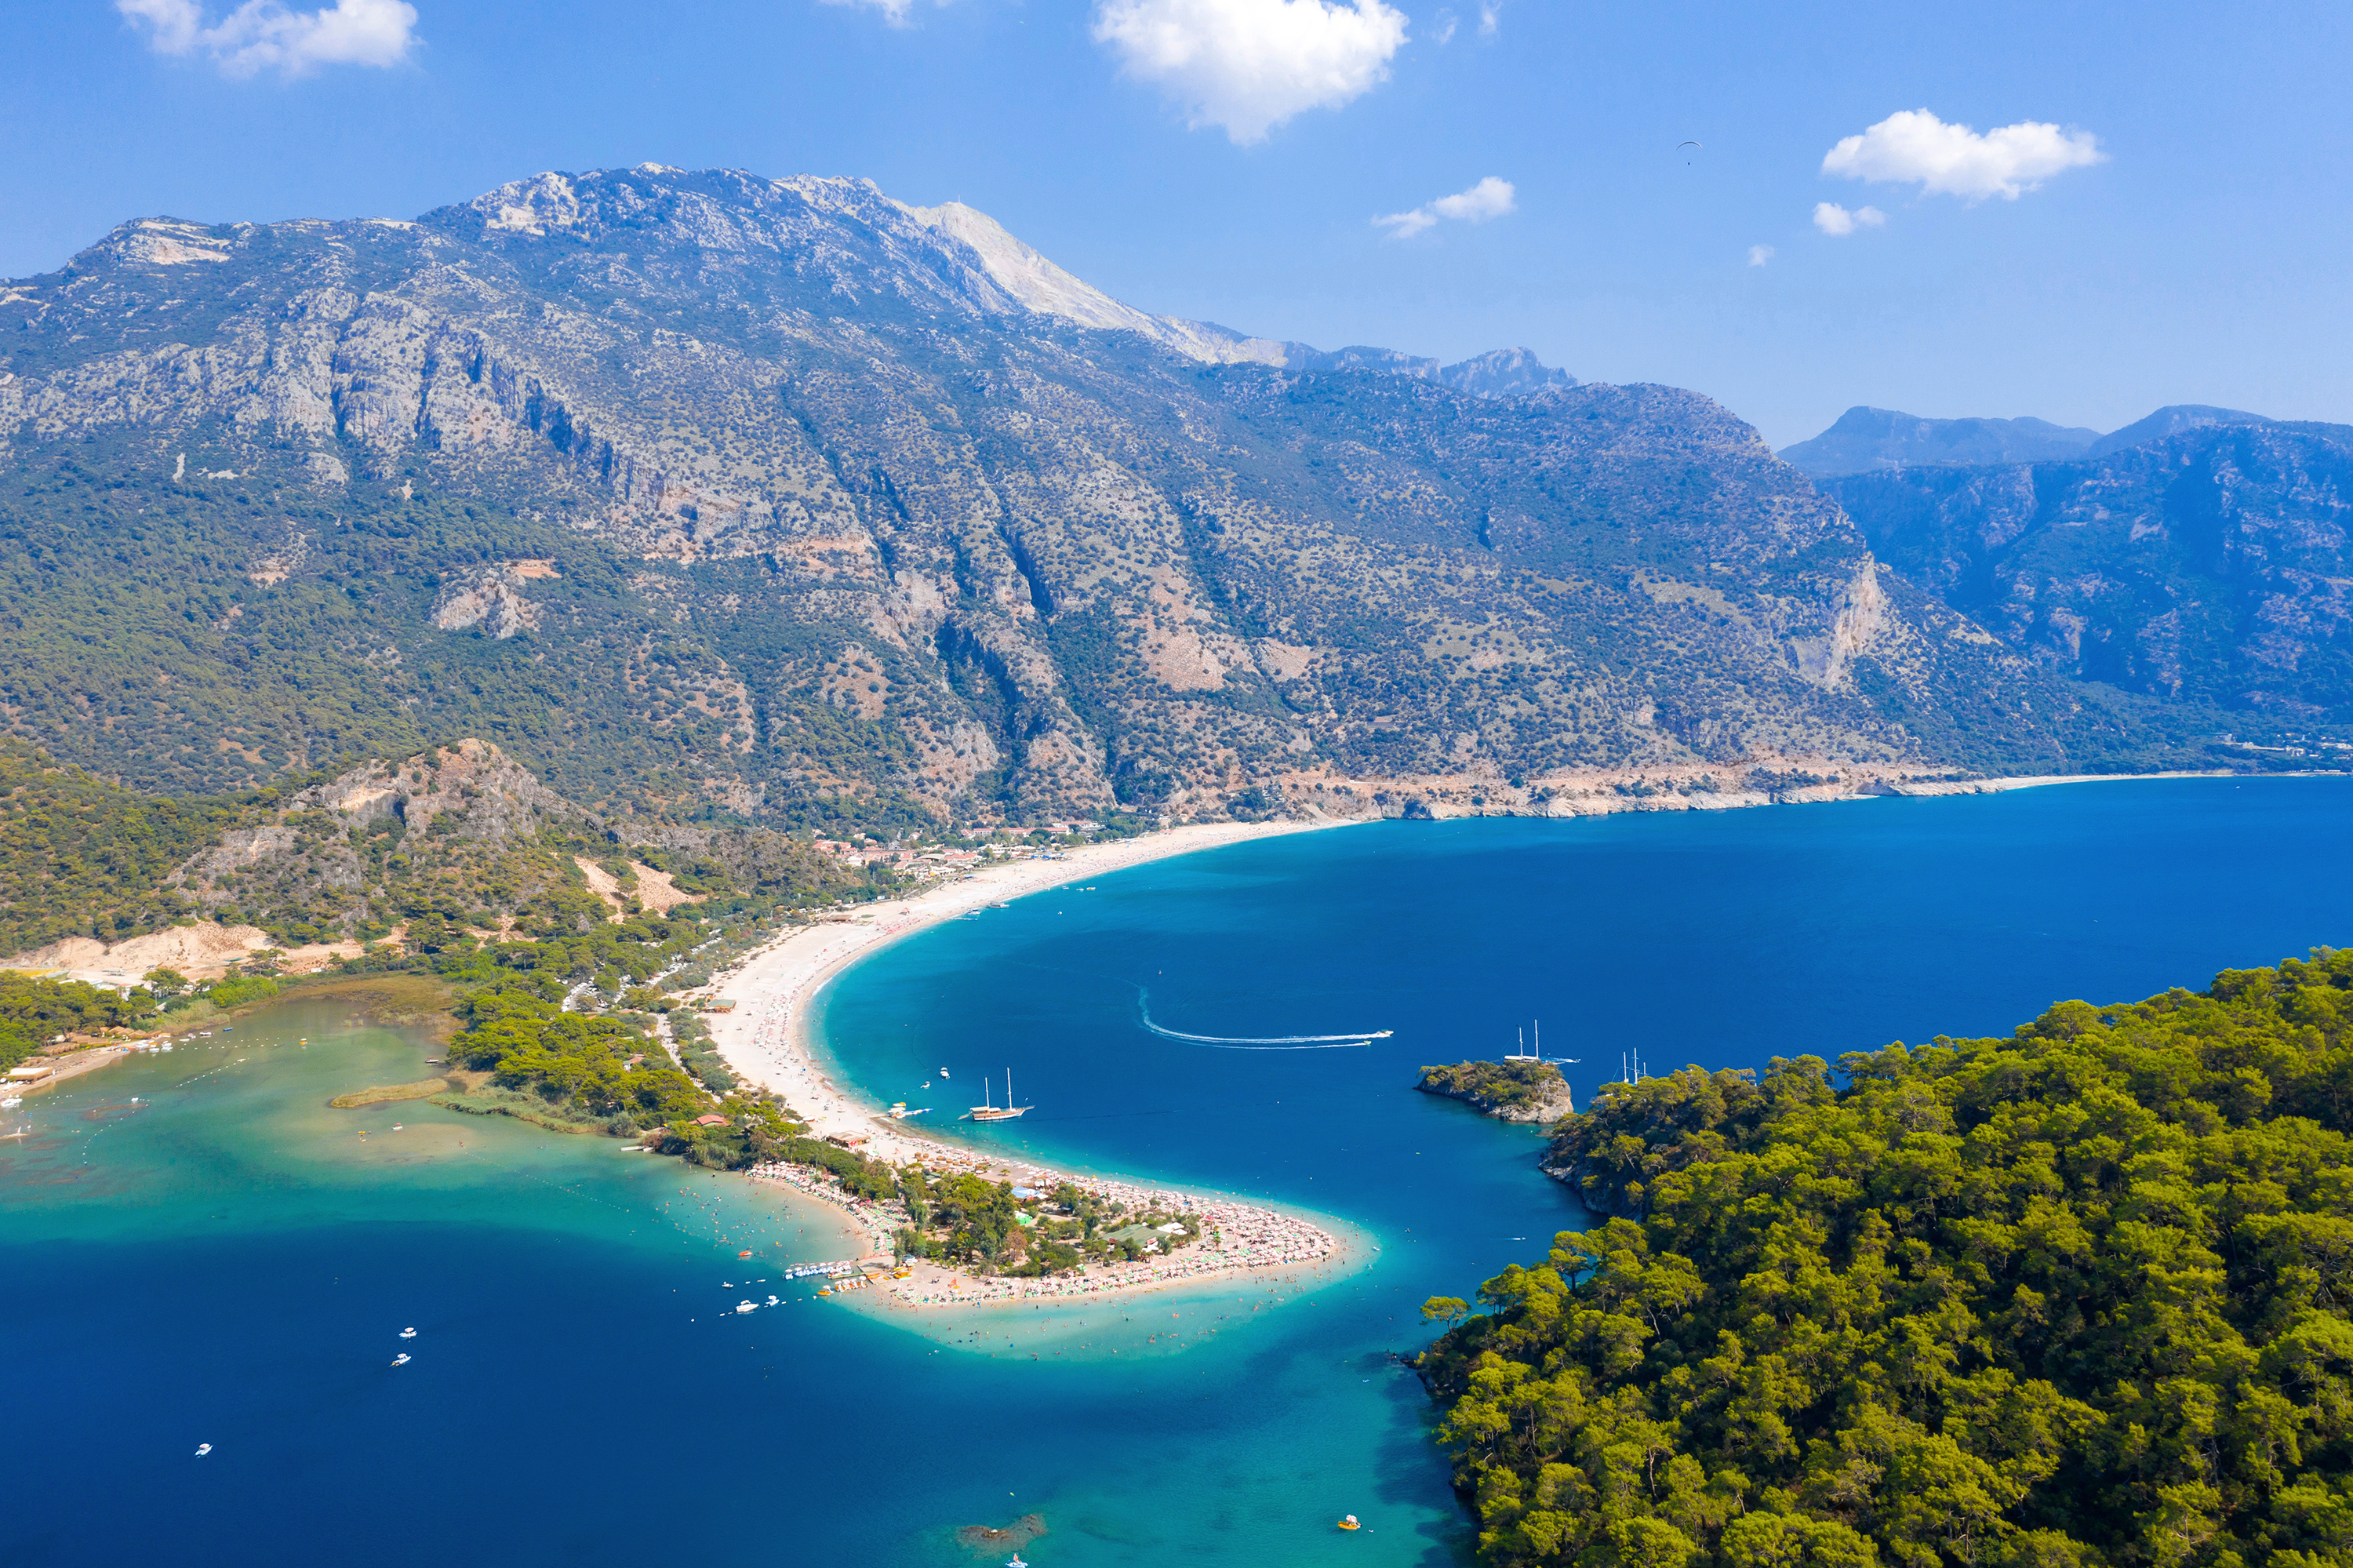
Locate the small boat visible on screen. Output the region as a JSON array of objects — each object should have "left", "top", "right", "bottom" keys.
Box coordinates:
[
  {"left": 738, "top": 1250, "right": 754, "bottom": 1258},
  {"left": 398, "top": 1327, "right": 416, "bottom": 1340},
  {"left": 391, "top": 1352, "right": 412, "bottom": 1366},
  {"left": 1008, "top": 1556, "right": 1027, "bottom": 1568},
  {"left": 1337, "top": 1515, "right": 1362, "bottom": 1530},
  {"left": 939, "top": 1067, "right": 950, "bottom": 1078},
  {"left": 735, "top": 1301, "right": 758, "bottom": 1314},
  {"left": 195, "top": 1443, "right": 212, "bottom": 1457}
]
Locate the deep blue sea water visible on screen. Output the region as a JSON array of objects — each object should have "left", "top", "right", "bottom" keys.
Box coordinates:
[{"left": 4, "top": 778, "right": 2350, "bottom": 1566}]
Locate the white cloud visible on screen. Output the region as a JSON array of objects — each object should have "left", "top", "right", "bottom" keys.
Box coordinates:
[
  {"left": 819, "top": 0, "right": 948, "bottom": 26},
  {"left": 1812, "top": 202, "right": 1885, "bottom": 236},
  {"left": 1431, "top": 7, "right": 1457, "bottom": 44},
  {"left": 1092, "top": 0, "right": 1409, "bottom": 144},
  {"left": 1747, "top": 244, "right": 1774, "bottom": 267},
  {"left": 1376, "top": 175, "right": 1515, "bottom": 238},
  {"left": 118, "top": 0, "right": 204, "bottom": 52},
  {"left": 1822, "top": 108, "right": 2104, "bottom": 202},
  {"left": 1431, "top": 176, "right": 1514, "bottom": 221},
  {"left": 1477, "top": 1, "right": 1500, "bottom": 36},
  {"left": 118, "top": 0, "right": 417, "bottom": 78}
]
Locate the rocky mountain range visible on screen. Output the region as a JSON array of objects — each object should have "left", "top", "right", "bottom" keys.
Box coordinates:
[
  {"left": 0, "top": 165, "right": 2282, "bottom": 831},
  {"left": 1824, "top": 413, "right": 2353, "bottom": 724}
]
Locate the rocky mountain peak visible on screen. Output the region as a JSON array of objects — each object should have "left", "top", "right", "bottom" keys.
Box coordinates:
[
  {"left": 2084, "top": 403, "right": 2273, "bottom": 459},
  {"left": 307, "top": 739, "right": 582, "bottom": 842},
  {"left": 1438, "top": 347, "right": 1577, "bottom": 397}
]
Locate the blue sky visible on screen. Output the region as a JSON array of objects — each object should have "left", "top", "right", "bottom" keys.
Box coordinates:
[{"left": 3, "top": 0, "right": 2347, "bottom": 446}]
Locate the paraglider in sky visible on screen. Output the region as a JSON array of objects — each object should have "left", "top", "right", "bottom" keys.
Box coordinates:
[{"left": 1678, "top": 139, "right": 1703, "bottom": 165}]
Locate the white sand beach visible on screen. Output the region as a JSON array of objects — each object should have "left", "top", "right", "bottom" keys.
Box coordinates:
[{"left": 704, "top": 817, "right": 1363, "bottom": 1310}]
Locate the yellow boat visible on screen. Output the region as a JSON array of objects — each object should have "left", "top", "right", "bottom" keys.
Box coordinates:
[{"left": 1337, "top": 1515, "right": 1362, "bottom": 1531}]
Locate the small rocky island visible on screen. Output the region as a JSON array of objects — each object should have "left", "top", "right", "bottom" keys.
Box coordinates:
[{"left": 1414, "top": 1060, "right": 1576, "bottom": 1123}]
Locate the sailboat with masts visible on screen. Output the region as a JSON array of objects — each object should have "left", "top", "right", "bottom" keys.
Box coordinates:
[
  {"left": 1505, "top": 1020, "right": 1581, "bottom": 1068},
  {"left": 965, "top": 1069, "right": 1032, "bottom": 1122}
]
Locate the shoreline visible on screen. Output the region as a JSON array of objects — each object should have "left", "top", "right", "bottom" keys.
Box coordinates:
[
  {"left": 3, "top": 1040, "right": 139, "bottom": 1101},
  {"left": 1343, "top": 766, "right": 2278, "bottom": 821},
  {"left": 693, "top": 769, "right": 2330, "bottom": 1311},
  {"left": 704, "top": 818, "right": 1363, "bottom": 1312}
]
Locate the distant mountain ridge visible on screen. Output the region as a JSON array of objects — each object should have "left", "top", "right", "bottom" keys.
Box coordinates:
[
  {"left": 1824, "top": 415, "right": 2353, "bottom": 724},
  {"left": 1780, "top": 408, "right": 2100, "bottom": 477},
  {"left": 1782, "top": 402, "right": 2285, "bottom": 478}
]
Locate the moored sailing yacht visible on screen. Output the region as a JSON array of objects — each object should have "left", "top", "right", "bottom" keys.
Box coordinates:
[{"left": 966, "top": 1069, "right": 1031, "bottom": 1122}]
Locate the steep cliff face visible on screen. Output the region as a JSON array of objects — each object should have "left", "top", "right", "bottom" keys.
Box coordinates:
[
  {"left": 1829, "top": 420, "right": 2353, "bottom": 722},
  {"left": 0, "top": 166, "right": 2155, "bottom": 825}
]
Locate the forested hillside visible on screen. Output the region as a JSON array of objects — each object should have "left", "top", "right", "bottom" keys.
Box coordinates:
[
  {"left": 0, "top": 734, "right": 867, "bottom": 957},
  {"left": 0, "top": 739, "right": 243, "bottom": 953},
  {"left": 1422, "top": 950, "right": 2353, "bottom": 1567}
]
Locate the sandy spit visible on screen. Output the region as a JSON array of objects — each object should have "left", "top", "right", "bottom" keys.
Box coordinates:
[{"left": 704, "top": 819, "right": 1364, "bottom": 1312}]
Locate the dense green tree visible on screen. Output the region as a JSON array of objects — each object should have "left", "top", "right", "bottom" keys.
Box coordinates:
[
  {"left": 1421, "top": 950, "right": 2353, "bottom": 1567},
  {"left": 0, "top": 971, "right": 158, "bottom": 1070}
]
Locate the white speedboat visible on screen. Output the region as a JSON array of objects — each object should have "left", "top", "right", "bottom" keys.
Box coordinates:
[
  {"left": 398, "top": 1327, "right": 416, "bottom": 1339},
  {"left": 736, "top": 1301, "right": 758, "bottom": 1314},
  {"left": 391, "top": 1352, "right": 412, "bottom": 1366},
  {"left": 194, "top": 1443, "right": 212, "bottom": 1457}
]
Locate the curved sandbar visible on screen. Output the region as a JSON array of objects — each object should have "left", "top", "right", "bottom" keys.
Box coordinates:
[{"left": 704, "top": 818, "right": 1363, "bottom": 1311}]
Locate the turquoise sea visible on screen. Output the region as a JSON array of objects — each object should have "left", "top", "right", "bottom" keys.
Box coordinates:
[{"left": 4, "top": 778, "right": 2350, "bottom": 1566}]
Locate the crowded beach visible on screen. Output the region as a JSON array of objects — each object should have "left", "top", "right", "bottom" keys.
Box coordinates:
[{"left": 704, "top": 820, "right": 1356, "bottom": 1310}]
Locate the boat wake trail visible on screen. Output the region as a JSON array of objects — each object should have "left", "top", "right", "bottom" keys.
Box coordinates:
[{"left": 1137, "top": 992, "right": 1391, "bottom": 1049}]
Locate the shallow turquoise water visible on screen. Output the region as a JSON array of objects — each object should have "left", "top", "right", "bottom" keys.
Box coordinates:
[{"left": 4, "top": 778, "right": 2349, "bottom": 1566}]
